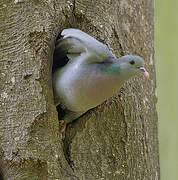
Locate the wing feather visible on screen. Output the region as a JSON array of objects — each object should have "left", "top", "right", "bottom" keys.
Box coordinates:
[{"left": 55, "top": 28, "right": 115, "bottom": 62}]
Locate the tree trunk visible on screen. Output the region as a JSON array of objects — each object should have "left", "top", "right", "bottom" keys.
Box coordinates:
[{"left": 0, "top": 0, "right": 159, "bottom": 179}]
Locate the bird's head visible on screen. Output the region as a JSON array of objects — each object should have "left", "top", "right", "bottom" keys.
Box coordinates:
[{"left": 116, "top": 55, "right": 149, "bottom": 80}]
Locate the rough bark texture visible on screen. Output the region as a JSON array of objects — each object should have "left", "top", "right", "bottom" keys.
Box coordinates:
[{"left": 0, "top": 0, "right": 159, "bottom": 179}]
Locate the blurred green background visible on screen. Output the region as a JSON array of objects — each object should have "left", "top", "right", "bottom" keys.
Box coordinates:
[{"left": 155, "top": 0, "right": 178, "bottom": 179}]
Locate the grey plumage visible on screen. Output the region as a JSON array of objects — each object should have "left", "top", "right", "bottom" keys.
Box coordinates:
[{"left": 52, "top": 28, "right": 149, "bottom": 123}]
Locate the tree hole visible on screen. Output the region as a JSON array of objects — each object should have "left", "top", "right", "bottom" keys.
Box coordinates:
[{"left": 52, "top": 32, "right": 69, "bottom": 120}]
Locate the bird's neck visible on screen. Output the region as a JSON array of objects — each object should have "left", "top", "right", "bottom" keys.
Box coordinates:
[
  {"left": 100, "top": 63, "right": 120, "bottom": 75},
  {"left": 99, "top": 62, "right": 133, "bottom": 82}
]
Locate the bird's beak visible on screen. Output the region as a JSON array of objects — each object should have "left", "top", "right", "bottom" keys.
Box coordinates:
[{"left": 139, "top": 67, "right": 149, "bottom": 79}]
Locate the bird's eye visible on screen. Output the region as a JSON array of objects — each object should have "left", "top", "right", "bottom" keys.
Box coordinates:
[{"left": 130, "top": 60, "right": 135, "bottom": 65}]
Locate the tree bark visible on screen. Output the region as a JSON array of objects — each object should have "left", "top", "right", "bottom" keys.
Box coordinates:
[{"left": 0, "top": 0, "right": 159, "bottom": 179}]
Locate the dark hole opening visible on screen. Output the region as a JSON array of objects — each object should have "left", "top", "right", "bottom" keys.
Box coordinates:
[
  {"left": 52, "top": 32, "right": 69, "bottom": 120},
  {"left": 52, "top": 33, "right": 69, "bottom": 74}
]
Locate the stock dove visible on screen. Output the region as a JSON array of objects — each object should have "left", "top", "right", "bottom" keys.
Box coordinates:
[{"left": 52, "top": 28, "right": 149, "bottom": 126}]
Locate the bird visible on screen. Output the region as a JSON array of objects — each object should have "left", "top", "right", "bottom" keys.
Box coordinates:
[{"left": 52, "top": 28, "right": 149, "bottom": 136}]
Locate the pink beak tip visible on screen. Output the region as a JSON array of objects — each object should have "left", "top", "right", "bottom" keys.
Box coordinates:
[
  {"left": 143, "top": 71, "right": 149, "bottom": 79},
  {"left": 140, "top": 67, "right": 149, "bottom": 79}
]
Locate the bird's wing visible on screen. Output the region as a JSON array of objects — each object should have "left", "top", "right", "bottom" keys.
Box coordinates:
[{"left": 55, "top": 28, "right": 116, "bottom": 63}]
